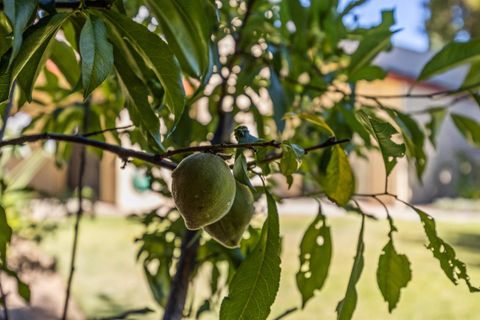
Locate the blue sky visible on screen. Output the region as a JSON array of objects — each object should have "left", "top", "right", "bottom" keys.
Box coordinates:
[{"left": 339, "top": 0, "right": 429, "bottom": 52}]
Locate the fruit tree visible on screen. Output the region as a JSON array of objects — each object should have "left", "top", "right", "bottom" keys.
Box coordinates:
[{"left": 0, "top": 1, "right": 479, "bottom": 319}]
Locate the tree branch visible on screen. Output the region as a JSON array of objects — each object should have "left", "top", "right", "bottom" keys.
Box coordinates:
[
  {"left": 248, "top": 137, "right": 350, "bottom": 168},
  {"left": 285, "top": 76, "right": 480, "bottom": 101},
  {"left": 0, "top": 132, "right": 177, "bottom": 170},
  {"left": 0, "top": 1, "right": 112, "bottom": 10},
  {"left": 82, "top": 124, "right": 134, "bottom": 138},
  {"left": 62, "top": 101, "right": 90, "bottom": 320}
]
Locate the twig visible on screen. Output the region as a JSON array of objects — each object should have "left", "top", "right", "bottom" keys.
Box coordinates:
[
  {"left": 97, "top": 307, "right": 154, "bottom": 320},
  {"left": 82, "top": 124, "right": 134, "bottom": 137},
  {"left": 62, "top": 101, "right": 90, "bottom": 320},
  {"left": 248, "top": 138, "right": 350, "bottom": 168},
  {"left": 0, "top": 1, "right": 112, "bottom": 10},
  {"left": 162, "top": 230, "right": 200, "bottom": 320},
  {"left": 286, "top": 76, "right": 480, "bottom": 101},
  {"left": 157, "top": 140, "right": 281, "bottom": 159},
  {"left": 0, "top": 273, "right": 8, "bottom": 320},
  {"left": 272, "top": 307, "right": 298, "bottom": 320},
  {"left": 0, "top": 132, "right": 177, "bottom": 170}
]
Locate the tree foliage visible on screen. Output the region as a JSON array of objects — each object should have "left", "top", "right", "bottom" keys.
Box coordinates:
[{"left": 0, "top": 0, "right": 479, "bottom": 319}]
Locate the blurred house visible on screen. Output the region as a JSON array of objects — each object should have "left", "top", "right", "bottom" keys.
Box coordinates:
[{"left": 9, "top": 46, "right": 480, "bottom": 210}]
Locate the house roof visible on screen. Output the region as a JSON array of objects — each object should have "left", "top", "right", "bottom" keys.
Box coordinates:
[{"left": 374, "top": 46, "right": 468, "bottom": 90}]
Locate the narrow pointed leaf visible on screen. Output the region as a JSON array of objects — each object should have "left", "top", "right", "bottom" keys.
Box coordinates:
[
  {"left": 145, "top": 0, "right": 216, "bottom": 78},
  {"left": 113, "top": 46, "right": 162, "bottom": 148},
  {"left": 296, "top": 206, "right": 332, "bottom": 307},
  {"left": 4, "top": 0, "right": 38, "bottom": 65},
  {"left": 50, "top": 40, "right": 80, "bottom": 88},
  {"left": 80, "top": 14, "right": 113, "bottom": 97},
  {"left": 451, "top": 113, "right": 480, "bottom": 147},
  {"left": 336, "top": 216, "right": 365, "bottom": 320},
  {"left": 220, "top": 191, "right": 281, "bottom": 320},
  {"left": 11, "top": 12, "right": 71, "bottom": 93},
  {"left": 98, "top": 9, "right": 185, "bottom": 132},
  {"left": 418, "top": 39, "right": 480, "bottom": 81}
]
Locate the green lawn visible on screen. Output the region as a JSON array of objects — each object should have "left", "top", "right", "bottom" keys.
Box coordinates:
[{"left": 41, "top": 214, "right": 480, "bottom": 319}]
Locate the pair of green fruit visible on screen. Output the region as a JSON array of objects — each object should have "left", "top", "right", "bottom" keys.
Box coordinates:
[{"left": 171, "top": 153, "right": 255, "bottom": 248}]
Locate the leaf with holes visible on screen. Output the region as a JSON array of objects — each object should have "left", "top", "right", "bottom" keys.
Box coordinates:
[
  {"left": 377, "top": 239, "right": 412, "bottom": 312},
  {"left": 296, "top": 206, "right": 332, "bottom": 307},
  {"left": 220, "top": 191, "right": 281, "bottom": 320},
  {"left": 426, "top": 107, "right": 447, "bottom": 148},
  {"left": 414, "top": 207, "right": 479, "bottom": 292},
  {"left": 80, "top": 14, "right": 113, "bottom": 97},
  {"left": 336, "top": 216, "right": 365, "bottom": 320},
  {"left": 385, "top": 109, "right": 427, "bottom": 180},
  {"left": 356, "top": 109, "right": 405, "bottom": 176},
  {"left": 320, "top": 145, "right": 354, "bottom": 206}
]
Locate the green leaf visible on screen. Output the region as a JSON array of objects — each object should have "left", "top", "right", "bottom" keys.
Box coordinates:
[
  {"left": 348, "top": 29, "right": 394, "bottom": 74},
  {"left": 11, "top": 12, "right": 71, "bottom": 94},
  {"left": 414, "top": 207, "right": 479, "bottom": 292},
  {"left": 280, "top": 142, "right": 301, "bottom": 173},
  {"left": 386, "top": 109, "right": 427, "bottom": 180},
  {"left": 418, "top": 39, "right": 480, "bottom": 81},
  {"left": 296, "top": 206, "right": 332, "bottom": 307},
  {"left": 320, "top": 145, "right": 354, "bottom": 206},
  {"left": 4, "top": 0, "right": 38, "bottom": 65},
  {"left": 3, "top": 266, "right": 30, "bottom": 302},
  {"left": 145, "top": 0, "right": 216, "bottom": 78},
  {"left": 233, "top": 152, "right": 254, "bottom": 190},
  {"left": 50, "top": 40, "right": 80, "bottom": 88},
  {"left": 461, "top": 61, "right": 480, "bottom": 88},
  {"left": 80, "top": 14, "right": 113, "bottom": 97},
  {"left": 0, "top": 63, "right": 10, "bottom": 103},
  {"left": 16, "top": 34, "right": 53, "bottom": 101},
  {"left": 348, "top": 65, "right": 387, "bottom": 82},
  {"left": 269, "top": 69, "right": 288, "bottom": 133},
  {"left": 451, "top": 113, "right": 480, "bottom": 147},
  {"left": 113, "top": 44, "right": 162, "bottom": 148},
  {"left": 377, "top": 239, "right": 412, "bottom": 312},
  {"left": 98, "top": 9, "right": 185, "bottom": 132},
  {"left": 425, "top": 107, "right": 447, "bottom": 148},
  {"left": 0, "top": 205, "right": 12, "bottom": 263},
  {"left": 336, "top": 216, "right": 365, "bottom": 320},
  {"left": 356, "top": 109, "right": 405, "bottom": 176},
  {"left": 0, "top": 13, "right": 12, "bottom": 58},
  {"left": 298, "top": 113, "right": 335, "bottom": 136},
  {"left": 220, "top": 191, "right": 281, "bottom": 320}
]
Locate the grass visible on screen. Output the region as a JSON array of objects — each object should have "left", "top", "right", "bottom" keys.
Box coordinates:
[{"left": 40, "top": 214, "right": 480, "bottom": 319}]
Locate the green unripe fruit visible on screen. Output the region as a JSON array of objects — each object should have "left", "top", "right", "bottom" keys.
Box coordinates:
[
  {"left": 204, "top": 182, "right": 255, "bottom": 248},
  {"left": 172, "top": 153, "right": 236, "bottom": 230}
]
